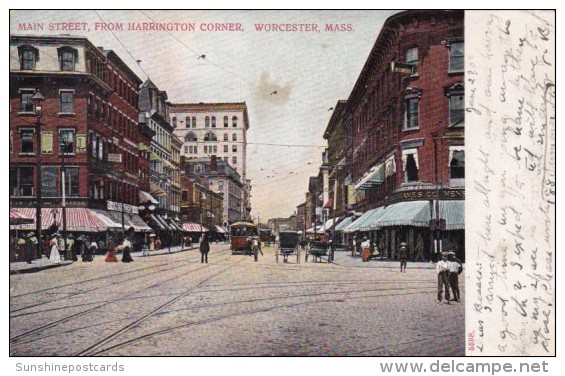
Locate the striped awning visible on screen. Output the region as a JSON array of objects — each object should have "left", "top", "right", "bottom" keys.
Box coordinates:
[
  {"left": 10, "top": 208, "right": 108, "bottom": 232},
  {"left": 169, "top": 220, "right": 184, "bottom": 232},
  {"left": 149, "top": 214, "right": 166, "bottom": 230},
  {"left": 355, "top": 163, "right": 385, "bottom": 190},
  {"left": 334, "top": 216, "right": 354, "bottom": 232},
  {"left": 214, "top": 225, "right": 226, "bottom": 233},
  {"left": 343, "top": 207, "right": 387, "bottom": 232},
  {"left": 139, "top": 190, "right": 159, "bottom": 205},
  {"left": 182, "top": 222, "right": 208, "bottom": 232},
  {"left": 149, "top": 182, "right": 167, "bottom": 197},
  {"left": 438, "top": 200, "right": 465, "bottom": 230},
  {"left": 372, "top": 201, "right": 431, "bottom": 228},
  {"left": 9, "top": 208, "right": 34, "bottom": 225},
  {"left": 91, "top": 209, "right": 122, "bottom": 229},
  {"left": 106, "top": 211, "right": 153, "bottom": 232}
]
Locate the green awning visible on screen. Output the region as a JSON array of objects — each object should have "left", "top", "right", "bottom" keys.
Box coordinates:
[
  {"left": 343, "top": 207, "right": 386, "bottom": 232},
  {"left": 149, "top": 151, "right": 161, "bottom": 162},
  {"left": 439, "top": 200, "right": 465, "bottom": 230},
  {"left": 355, "top": 163, "right": 385, "bottom": 190},
  {"left": 335, "top": 216, "right": 354, "bottom": 232},
  {"left": 372, "top": 201, "right": 431, "bottom": 228}
]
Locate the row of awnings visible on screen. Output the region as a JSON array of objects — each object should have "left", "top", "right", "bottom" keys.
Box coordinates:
[
  {"left": 305, "top": 218, "right": 340, "bottom": 234},
  {"left": 9, "top": 208, "right": 153, "bottom": 233},
  {"left": 341, "top": 200, "right": 464, "bottom": 232}
]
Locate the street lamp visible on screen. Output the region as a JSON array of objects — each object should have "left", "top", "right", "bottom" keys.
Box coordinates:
[
  {"left": 32, "top": 90, "right": 45, "bottom": 259},
  {"left": 59, "top": 138, "right": 70, "bottom": 258}
]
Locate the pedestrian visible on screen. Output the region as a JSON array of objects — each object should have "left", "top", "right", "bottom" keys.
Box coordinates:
[
  {"left": 105, "top": 236, "right": 119, "bottom": 262},
  {"left": 29, "top": 232, "right": 39, "bottom": 259},
  {"left": 199, "top": 233, "right": 210, "bottom": 263},
  {"left": 448, "top": 251, "right": 462, "bottom": 302},
  {"left": 24, "top": 232, "right": 35, "bottom": 264},
  {"left": 398, "top": 242, "right": 408, "bottom": 272},
  {"left": 49, "top": 233, "right": 61, "bottom": 263},
  {"left": 66, "top": 234, "right": 75, "bottom": 261},
  {"left": 155, "top": 237, "right": 162, "bottom": 250},
  {"left": 120, "top": 234, "right": 134, "bottom": 263},
  {"left": 414, "top": 234, "right": 426, "bottom": 261},
  {"left": 251, "top": 236, "right": 262, "bottom": 262},
  {"left": 436, "top": 251, "right": 451, "bottom": 304},
  {"left": 17, "top": 235, "right": 26, "bottom": 262},
  {"left": 360, "top": 236, "right": 371, "bottom": 262},
  {"left": 81, "top": 236, "right": 94, "bottom": 262}
]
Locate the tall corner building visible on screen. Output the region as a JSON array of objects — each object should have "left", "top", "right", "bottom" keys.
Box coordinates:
[{"left": 169, "top": 102, "right": 252, "bottom": 221}]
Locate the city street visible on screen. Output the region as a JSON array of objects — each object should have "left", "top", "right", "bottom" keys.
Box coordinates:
[{"left": 10, "top": 243, "right": 464, "bottom": 356}]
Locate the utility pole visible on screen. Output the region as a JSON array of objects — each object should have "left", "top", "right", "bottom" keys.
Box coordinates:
[
  {"left": 32, "top": 91, "right": 44, "bottom": 259},
  {"left": 60, "top": 139, "right": 68, "bottom": 257}
]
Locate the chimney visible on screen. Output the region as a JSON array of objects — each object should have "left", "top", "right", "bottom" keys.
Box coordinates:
[{"left": 211, "top": 155, "right": 217, "bottom": 171}]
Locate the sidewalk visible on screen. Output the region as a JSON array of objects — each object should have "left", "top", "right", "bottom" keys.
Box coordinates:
[
  {"left": 10, "top": 244, "right": 198, "bottom": 275},
  {"left": 319, "top": 249, "right": 437, "bottom": 269}
]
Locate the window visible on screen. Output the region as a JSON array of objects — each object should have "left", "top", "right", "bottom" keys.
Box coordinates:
[
  {"left": 448, "top": 41, "right": 464, "bottom": 72},
  {"left": 58, "top": 47, "right": 77, "bottom": 71},
  {"left": 182, "top": 190, "right": 188, "bottom": 200},
  {"left": 218, "top": 181, "right": 224, "bottom": 190},
  {"left": 10, "top": 167, "right": 34, "bottom": 196},
  {"left": 19, "top": 46, "right": 38, "bottom": 70},
  {"left": 59, "top": 91, "right": 74, "bottom": 113},
  {"left": 232, "top": 156, "right": 237, "bottom": 165},
  {"left": 64, "top": 167, "right": 80, "bottom": 197},
  {"left": 223, "top": 157, "right": 228, "bottom": 162},
  {"left": 401, "top": 149, "right": 419, "bottom": 183},
  {"left": 184, "top": 146, "right": 188, "bottom": 153},
  {"left": 205, "top": 116, "right": 210, "bottom": 127},
  {"left": 59, "top": 129, "right": 75, "bottom": 154},
  {"left": 20, "top": 90, "right": 35, "bottom": 112},
  {"left": 185, "top": 117, "right": 190, "bottom": 127},
  {"left": 213, "top": 146, "right": 217, "bottom": 153},
  {"left": 450, "top": 148, "right": 465, "bottom": 186},
  {"left": 224, "top": 116, "right": 228, "bottom": 127},
  {"left": 404, "top": 97, "right": 419, "bottom": 130},
  {"left": 192, "top": 116, "right": 197, "bottom": 128},
  {"left": 224, "top": 145, "right": 228, "bottom": 153},
  {"left": 223, "top": 133, "right": 228, "bottom": 141},
  {"left": 172, "top": 117, "right": 177, "bottom": 128},
  {"left": 405, "top": 47, "right": 418, "bottom": 75},
  {"left": 184, "top": 132, "right": 197, "bottom": 142},
  {"left": 232, "top": 133, "right": 238, "bottom": 141},
  {"left": 211, "top": 116, "right": 216, "bottom": 128},
  {"left": 194, "top": 146, "right": 197, "bottom": 154},
  {"left": 232, "top": 116, "right": 238, "bottom": 127},
  {"left": 20, "top": 129, "right": 34, "bottom": 154},
  {"left": 204, "top": 132, "right": 217, "bottom": 142},
  {"left": 204, "top": 145, "right": 208, "bottom": 153},
  {"left": 446, "top": 85, "right": 465, "bottom": 127},
  {"left": 232, "top": 145, "right": 237, "bottom": 152}
]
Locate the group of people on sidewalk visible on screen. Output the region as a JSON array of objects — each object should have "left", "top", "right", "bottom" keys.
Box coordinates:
[{"left": 436, "top": 251, "right": 463, "bottom": 304}]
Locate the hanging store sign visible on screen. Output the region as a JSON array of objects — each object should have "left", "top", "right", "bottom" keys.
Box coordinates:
[
  {"left": 107, "top": 153, "right": 122, "bottom": 163},
  {"left": 107, "top": 200, "right": 139, "bottom": 214},
  {"left": 391, "top": 62, "right": 415, "bottom": 74}
]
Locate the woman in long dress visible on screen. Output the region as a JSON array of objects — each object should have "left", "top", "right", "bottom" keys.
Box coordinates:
[
  {"left": 105, "top": 237, "right": 118, "bottom": 262},
  {"left": 49, "top": 235, "right": 61, "bottom": 263},
  {"left": 121, "top": 237, "right": 134, "bottom": 263}
]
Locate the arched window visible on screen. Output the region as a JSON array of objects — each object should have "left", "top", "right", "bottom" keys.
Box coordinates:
[
  {"left": 211, "top": 116, "right": 216, "bottom": 128},
  {"left": 205, "top": 116, "right": 210, "bottom": 127},
  {"left": 185, "top": 117, "right": 190, "bottom": 127},
  {"left": 192, "top": 116, "right": 196, "bottom": 128},
  {"left": 184, "top": 132, "right": 197, "bottom": 142},
  {"left": 223, "top": 116, "right": 228, "bottom": 127},
  {"left": 172, "top": 117, "right": 177, "bottom": 128},
  {"left": 232, "top": 133, "right": 237, "bottom": 142},
  {"left": 223, "top": 133, "right": 228, "bottom": 141},
  {"left": 57, "top": 46, "right": 78, "bottom": 71},
  {"left": 204, "top": 132, "right": 217, "bottom": 142},
  {"left": 18, "top": 45, "right": 38, "bottom": 70},
  {"left": 232, "top": 116, "right": 238, "bottom": 127}
]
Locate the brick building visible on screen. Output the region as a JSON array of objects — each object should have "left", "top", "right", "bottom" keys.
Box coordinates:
[
  {"left": 336, "top": 10, "right": 465, "bottom": 261},
  {"left": 10, "top": 34, "right": 151, "bottom": 248}
]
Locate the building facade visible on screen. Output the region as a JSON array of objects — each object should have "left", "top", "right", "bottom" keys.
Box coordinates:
[
  {"left": 169, "top": 102, "right": 251, "bottom": 220},
  {"left": 10, "top": 34, "right": 151, "bottom": 246},
  {"left": 342, "top": 10, "right": 465, "bottom": 261}
]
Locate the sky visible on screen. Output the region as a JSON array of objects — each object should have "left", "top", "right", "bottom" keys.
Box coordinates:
[{"left": 9, "top": 9, "right": 399, "bottom": 221}]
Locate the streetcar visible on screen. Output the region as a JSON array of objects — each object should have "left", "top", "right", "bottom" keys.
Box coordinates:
[{"left": 230, "top": 222, "right": 258, "bottom": 255}]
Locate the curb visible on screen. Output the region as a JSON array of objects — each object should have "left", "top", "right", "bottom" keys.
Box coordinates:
[{"left": 10, "top": 261, "right": 74, "bottom": 275}]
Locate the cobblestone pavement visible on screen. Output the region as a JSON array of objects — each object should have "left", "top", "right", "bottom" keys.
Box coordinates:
[{"left": 10, "top": 243, "right": 464, "bottom": 356}]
